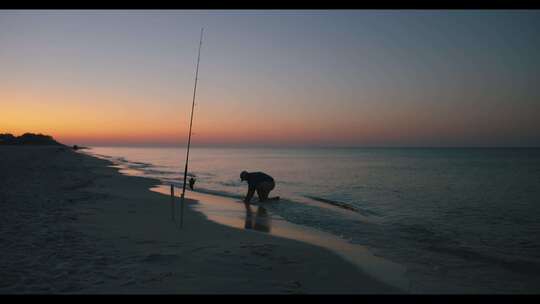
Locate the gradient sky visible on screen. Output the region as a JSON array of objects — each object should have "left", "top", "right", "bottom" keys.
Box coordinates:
[{"left": 1, "top": 10, "right": 540, "bottom": 147}]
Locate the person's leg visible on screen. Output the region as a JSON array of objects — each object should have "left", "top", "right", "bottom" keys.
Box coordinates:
[
  {"left": 256, "top": 188, "right": 269, "bottom": 201},
  {"left": 257, "top": 182, "right": 271, "bottom": 201},
  {"left": 266, "top": 181, "right": 279, "bottom": 200}
]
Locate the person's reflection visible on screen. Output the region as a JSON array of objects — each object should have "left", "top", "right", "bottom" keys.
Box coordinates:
[
  {"left": 244, "top": 204, "right": 254, "bottom": 229},
  {"left": 254, "top": 206, "right": 270, "bottom": 232},
  {"left": 244, "top": 205, "right": 271, "bottom": 233}
]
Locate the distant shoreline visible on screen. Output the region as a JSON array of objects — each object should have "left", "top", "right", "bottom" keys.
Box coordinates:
[{"left": 0, "top": 133, "right": 64, "bottom": 146}]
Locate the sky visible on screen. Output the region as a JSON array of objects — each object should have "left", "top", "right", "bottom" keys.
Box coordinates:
[{"left": 1, "top": 10, "right": 540, "bottom": 147}]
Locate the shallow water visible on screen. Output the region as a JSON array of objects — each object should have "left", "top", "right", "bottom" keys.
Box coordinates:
[{"left": 86, "top": 146, "right": 540, "bottom": 293}]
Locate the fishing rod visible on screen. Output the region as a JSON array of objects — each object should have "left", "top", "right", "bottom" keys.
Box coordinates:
[{"left": 179, "top": 28, "right": 204, "bottom": 229}]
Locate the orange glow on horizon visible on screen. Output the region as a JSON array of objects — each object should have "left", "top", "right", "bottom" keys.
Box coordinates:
[
  {"left": 2, "top": 85, "right": 377, "bottom": 146},
  {"left": 3, "top": 80, "right": 539, "bottom": 147}
]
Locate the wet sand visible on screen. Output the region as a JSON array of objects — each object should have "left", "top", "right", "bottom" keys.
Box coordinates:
[{"left": 0, "top": 146, "right": 400, "bottom": 294}]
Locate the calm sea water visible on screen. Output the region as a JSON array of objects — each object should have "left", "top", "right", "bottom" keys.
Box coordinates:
[{"left": 87, "top": 146, "right": 540, "bottom": 293}]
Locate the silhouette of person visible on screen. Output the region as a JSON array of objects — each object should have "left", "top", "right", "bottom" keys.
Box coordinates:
[
  {"left": 188, "top": 177, "right": 196, "bottom": 190},
  {"left": 240, "top": 171, "right": 279, "bottom": 207}
]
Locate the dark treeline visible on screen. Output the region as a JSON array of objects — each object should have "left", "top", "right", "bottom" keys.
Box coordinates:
[{"left": 0, "top": 133, "right": 63, "bottom": 146}]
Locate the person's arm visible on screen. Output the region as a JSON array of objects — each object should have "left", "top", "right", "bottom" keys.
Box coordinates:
[{"left": 244, "top": 187, "right": 255, "bottom": 204}]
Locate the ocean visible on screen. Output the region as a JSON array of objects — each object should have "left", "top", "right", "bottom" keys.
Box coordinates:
[{"left": 86, "top": 146, "right": 540, "bottom": 293}]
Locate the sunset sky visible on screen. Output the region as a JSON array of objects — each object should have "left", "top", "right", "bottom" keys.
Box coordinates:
[{"left": 1, "top": 10, "right": 540, "bottom": 147}]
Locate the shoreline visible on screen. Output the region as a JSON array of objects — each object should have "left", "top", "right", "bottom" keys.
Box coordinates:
[
  {"left": 0, "top": 146, "right": 400, "bottom": 293},
  {"left": 151, "top": 186, "right": 409, "bottom": 291},
  {"left": 87, "top": 147, "right": 408, "bottom": 291}
]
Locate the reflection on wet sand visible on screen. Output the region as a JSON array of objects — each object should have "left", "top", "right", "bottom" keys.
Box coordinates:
[
  {"left": 150, "top": 185, "right": 408, "bottom": 291},
  {"left": 244, "top": 206, "right": 271, "bottom": 233}
]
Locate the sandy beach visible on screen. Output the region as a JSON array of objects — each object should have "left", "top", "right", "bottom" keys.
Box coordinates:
[{"left": 0, "top": 146, "right": 399, "bottom": 294}]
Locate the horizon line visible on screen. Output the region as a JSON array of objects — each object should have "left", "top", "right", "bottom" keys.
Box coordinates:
[{"left": 80, "top": 143, "right": 540, "bottom": 149}]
